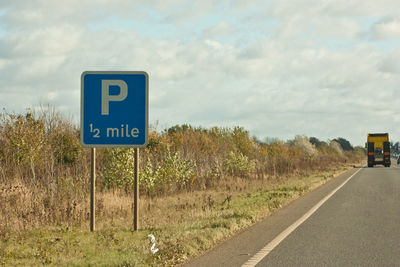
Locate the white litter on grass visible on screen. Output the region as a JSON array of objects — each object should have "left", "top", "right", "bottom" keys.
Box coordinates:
[{"left": 148, "top": 234, "right": 159, "bottom": 254}]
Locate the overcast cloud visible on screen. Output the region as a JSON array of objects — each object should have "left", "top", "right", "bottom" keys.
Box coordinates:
[{"left": 1, "top": 0, "right": 400, "bottom": 146}]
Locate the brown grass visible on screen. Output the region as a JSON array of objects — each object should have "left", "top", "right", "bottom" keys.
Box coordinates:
[{"left": 0, "top": 162, "right": 360, "bottom": 266}]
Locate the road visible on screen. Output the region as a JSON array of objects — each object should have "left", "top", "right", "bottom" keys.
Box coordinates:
[{"left": 184, "top": 161, "right": 400, "bottom": 266}]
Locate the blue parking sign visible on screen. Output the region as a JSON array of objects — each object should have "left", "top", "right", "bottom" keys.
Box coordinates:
[{"left": 81, "top": 71, "right": 148, "bottom": 147}]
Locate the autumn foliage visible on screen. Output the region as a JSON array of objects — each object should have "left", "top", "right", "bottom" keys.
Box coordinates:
[{"left": 0, "top": 109, "right": 364, "bottom": 230}]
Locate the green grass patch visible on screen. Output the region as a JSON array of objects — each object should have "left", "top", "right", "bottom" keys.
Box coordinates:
[{"left": 0, "top": 228, "right": 152, "bottom": 266}]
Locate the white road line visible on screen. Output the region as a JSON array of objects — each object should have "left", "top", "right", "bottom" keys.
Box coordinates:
[{"left": 241, "top": 167, "right": 363, "bottom": 267}]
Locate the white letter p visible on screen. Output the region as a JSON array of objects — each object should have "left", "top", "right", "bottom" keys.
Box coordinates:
[{"left": 101, "top": 80, "right": 128, "bottom": 115}]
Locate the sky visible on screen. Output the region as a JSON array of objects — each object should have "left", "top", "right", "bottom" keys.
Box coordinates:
[{"left": 1, "top": 0, "right": 400, "bottom": 146}]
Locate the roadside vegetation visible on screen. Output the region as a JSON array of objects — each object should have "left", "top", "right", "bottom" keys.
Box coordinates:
[{"left": 0, "top": 107, "right": 365, "bottom": 266}]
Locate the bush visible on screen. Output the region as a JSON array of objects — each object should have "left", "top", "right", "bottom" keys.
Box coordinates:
[
  {"left": 291, "top": 135, "right": 318, "bottom": 159},
  {"left": 223, "top": 151, "right": 255, "bottom": 178},
  {"left": 52, "top": 131, "right": 82, "bottom": 164},
  {"left": 0, "top": 113, "right": 46, "bottom": 182},
  {"left": 103, "top": 147, "right": 197, "bottom": 195},
  {"left": 0, "top": 108, "right": 365, "bottom": 230},
  {"left": 330, "top": 140, "right": 344, "bottom": 156},
  {"left": 102, "top": 148, "right": 135, "bottom": 192},
  {"left": 140, "top": 148, "right": 196, "bottom": 195},
  {"left": 156, "top": 149, "right": 196, "bottom": 187}
]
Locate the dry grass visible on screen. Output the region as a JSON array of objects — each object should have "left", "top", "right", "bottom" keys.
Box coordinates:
[
  {"left": 0, "top": 163, "right": 357, "bottom": 266},
  {"left": 0, "top": 163, "right": 355, "bottom": 233}
]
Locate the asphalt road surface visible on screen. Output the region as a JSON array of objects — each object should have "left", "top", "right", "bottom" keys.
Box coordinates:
[{"left": 184, "top": 161, "right": 400, "bottom": 266}]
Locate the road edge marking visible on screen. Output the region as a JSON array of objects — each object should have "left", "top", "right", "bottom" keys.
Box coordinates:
[{"left": 241, "top": 167, "right": 363, "bottom": 267}]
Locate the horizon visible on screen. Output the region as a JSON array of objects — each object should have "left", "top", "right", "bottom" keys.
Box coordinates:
[{"left": 0, "top": 104, "right": 392, "bottom": 148}]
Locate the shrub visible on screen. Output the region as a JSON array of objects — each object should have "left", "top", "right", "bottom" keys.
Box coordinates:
[
  {"left": 291, "top": 135, "right": 318, "bottom": 159},
  {"left": 223, "top": 151, "right": 255, "bottom": 178},
  {"left": 140, "top": 149, "right": 196, "bottom": 194},
  {"left": 103, "top": 147, "right": 197, "bottom": 195},
  {"left": 0, "top": 113, "right": 46, "bottom": 182},
  {"left": 330, "top": 140, "right": 344, "bottom": 156},
  {"left": 156, "top": 149, "right": 196, "bottom": 187},
  {"left": 52, "top": 131, "right": 82, "bottom": 164},
  {"left": 139, "top": 160, "right": 158, "bottom": 194},
  {"left": 0, "top": 107, "right": 365, "bottom": 230},
  {"left": 102, "top": 148, "right": 135, "bottom": 192},
  {"left": 232, "top": 127, "right": 257, "bottom": 157}
]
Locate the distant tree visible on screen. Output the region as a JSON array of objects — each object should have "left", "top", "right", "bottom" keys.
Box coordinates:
[
  {"left": 166, "top": 124, "right": 193, "bottom": 134},
  {"left": 391, "top": 142, "right": 400, "bottom": 155},
  {"left": 264, "top": 137, "right": 281, "bottom": 144},
  {"left": 309, "top": 137, "right": 327, "bottom": 147},
  {"left": 252, "top": 136, "right": 264, "bottom": 145},
  {"left": 333, "top": 137, "right": 353, "bottom": 151},
  {"left": 165, "top": 124, "right": 206, "bottom": 135}
]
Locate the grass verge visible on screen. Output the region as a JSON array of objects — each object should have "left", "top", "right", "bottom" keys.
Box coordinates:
[{"left": 1, "top": 164, "right": 356, "bottom": 266}]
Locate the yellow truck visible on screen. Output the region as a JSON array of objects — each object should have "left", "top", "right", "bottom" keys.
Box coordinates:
[{"left": 366, "top": 133, "right": 391, "bottom": 167}]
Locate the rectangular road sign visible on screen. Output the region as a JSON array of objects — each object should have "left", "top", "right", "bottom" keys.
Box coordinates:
[{"left": 81, "top": 71, "right": 148, "bottom": 147}]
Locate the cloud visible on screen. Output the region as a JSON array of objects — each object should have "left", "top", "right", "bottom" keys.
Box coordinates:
[
  {"left": 1, "top": 0, "right": 400, "bottom": 146},
  {"left": 267, "top": 1, "right": 366, "bottom": 39},
  {"left": 1, "top": 25, "right": 81, "bottom": 58},
  {"left": 269, "top": 0, "right": 400, "bottom": 18},
  {"left": 203, "top": 22, "right": 235, "bottom": 38},
  {"left": 371, "top": 17, "right": 400, "bottom": 39},
  {"left": 163, "top": 0, "right": 219, "bottom": 24},
  {"left": 379, "top": 47, "right": 400, "bottom": 74}
]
